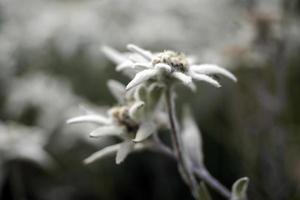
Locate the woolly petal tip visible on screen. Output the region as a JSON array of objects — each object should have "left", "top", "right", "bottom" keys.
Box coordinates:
[
  {"left": 188, "top": 82, "right": 197, "bottom": 92},
  {"left": 116, "top": 60, "right": 134, "bottom": 71},
  {"left": 116, "top": 141, "right": 134, "bottom": 164},
  {"left": 66, "top": 115, "right": 111, "bottom": 125},
  {"left": 84, "top": 144, "right": 120, "bottom": 164},
  {"left": 132, "top": 63, "right": 151, "bottom": 70},
  {"left": 191, "top": 64, "right": 237, "bottom": 82},
  {"left": 129, "top": 101, "right": 145, "bottom": 120},
  {"left": 89, "top": 126, "right": 124, "bottom": 138},
  {"left": 172, "top": 72, "right": 192, "bottom": 85},
  {"left": 101, "top": 45, "right": 126, "bottom": 64},
  {"left": 126, "top": 69, "right": 157, "bottom": 90},
  {"left": 190, "top": 72, "right": 221, "bottom": 88},
  {"left": 231, "top": 177, "right": 249, "bottom": 200},
  {"left": 133, "top": 122, "right": 156, "bottom": 142},
  {"left": 154, "top": 63, "right": 172, "bottom": 72},
  {"left": 127, "top": 44, "right": 153, "bottom": 61}
]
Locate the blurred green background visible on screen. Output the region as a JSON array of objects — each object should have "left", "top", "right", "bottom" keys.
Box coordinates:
[{"left": 0, "top": 0, "right": 299, "bottom": 199}]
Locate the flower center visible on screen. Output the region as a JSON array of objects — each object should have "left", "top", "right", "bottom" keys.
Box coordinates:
[
  {"left": 109, "top": 106, "right": 139, "bottom": 133},
  {"left": 152, "top": 50, "right": 189, "bottom": 72}
]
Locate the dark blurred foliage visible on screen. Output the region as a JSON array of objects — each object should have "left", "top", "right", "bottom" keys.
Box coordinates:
[{"left": 0, "top": 0, "right": 300, "bottom": 200}]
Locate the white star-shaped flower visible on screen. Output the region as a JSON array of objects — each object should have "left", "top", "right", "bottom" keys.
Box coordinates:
[
  {"left": 67, "top": 80, "right": 163, "bottom": 164},
  {"left": 102, "top": 44, "right": 237, "bottom": 91}
]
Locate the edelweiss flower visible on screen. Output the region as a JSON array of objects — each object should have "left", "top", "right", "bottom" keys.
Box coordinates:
[
  {"left": 0, "top": 122, "right": 54, "bottom": 169},
  {"left": 67, "top": 80, "right": 164, "bottom": 164},
  {"left": 102, "top": 44, "right": 237, "bottom": 91}
]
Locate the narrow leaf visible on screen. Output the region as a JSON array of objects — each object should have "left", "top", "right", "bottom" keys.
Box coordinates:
[
  {"left": 231, "top": 177, "right": 249, "bottom": 200},
  {"left": 198, "top": 182, "right": 212, "bottom": 200},
  {"left": 181, "top": 106, "right": 204, "bottom": 168}
]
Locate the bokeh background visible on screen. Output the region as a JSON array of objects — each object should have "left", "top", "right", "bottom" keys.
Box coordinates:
[{"left": 0, "top": 0, "right": 300, "bottom": 199}]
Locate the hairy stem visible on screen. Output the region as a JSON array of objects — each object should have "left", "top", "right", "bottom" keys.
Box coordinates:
[
  {"left": 153, "top": 128, "right": 231, "bottom": 199},
  {"left": 165, "top": 87, "right": 199, "bottom": 199},
  {"left": 194, "top": 168, "right": 231, "bottom": 199}
]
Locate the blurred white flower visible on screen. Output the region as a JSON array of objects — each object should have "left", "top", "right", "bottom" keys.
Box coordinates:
[
  {"left": 0, "top": 122, "right": 54, "bottom": 168},
  {"left": 5, "top": 73, "right": 79, "bottom": 131},
  {"left": 4, "top": 73, "right": 106, "bottom": 149},
  {"left": 67, "top": 80, "right": 164, "bottom": 164},
  {"left": 103, "top": 44, "right": 237, "bottom": 91}
]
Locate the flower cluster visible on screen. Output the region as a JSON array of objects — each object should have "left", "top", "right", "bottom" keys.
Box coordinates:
[
  {"left": 68, "top": 44, "right": 237, "bottom": 165},
  {"left": 66, "top": 44, "right": 247, "bottom": 200},
  {"left": 102, "top": 44, "right": 237, "bottom": 91},
  {"left": 67, "top": 79, "right": 165, "bottom": 164}
]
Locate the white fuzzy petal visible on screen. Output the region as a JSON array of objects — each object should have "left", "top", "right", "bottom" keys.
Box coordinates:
[
  {"left": 190, "top": 72, "right": 221, "bottom": 88},
  {"left": 107, "top": 80, "right": 126, "bottom": 103},
  {"left": 128, "top": 54, "right": 148, "bottom": 63},
  {"left": 134, "top": 85, "right": 147, "bottom": 101},
  {"left": 78, "top": 104, "right": 96, "bottom": 115},
  {"left": 127, "top": 44, "right": 153, "bottom": 61},
  {"left": 154, "top": 63, "right": 172, "bottom": 72},
  {"left": 191, "top": 64, "right": 237, "bottom": 82},
  {"left": 126, "top": 69, "right": 157, "bottom": 90},
  {"left": 133, "top": 122, "right": 156, "bottom": 142},
  {"left": 188, "top": 82, "right": 197, "bottom": 92},
  {"left": 116, "top": 60, "right": 134, "bottom": 71},
  {"left": 89, "top": 126, "right": 124, "bottom": 138},
  {"left": 129, "top": 101, "right": 145, "bottom": 120},
  {"left": 84, "top": 144, "right": 120, "bottom": 164},
  {"left": 132, "top": 62, "right": 152, "bottom": 70},
  {"left": 101, "top": 46, "right": 126, "bottom": 64},
  {"left": 67, "top": 115, "right": 111, "bottom": 125},
  {"left": 172, "top": 72, "right": 192, "bottom": 85},
  {"left": 116, "top": 141, "right": 134, "bottom": 164},
  {"left": 147, "top": 83, "right": 165, "bottom": 109}
]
